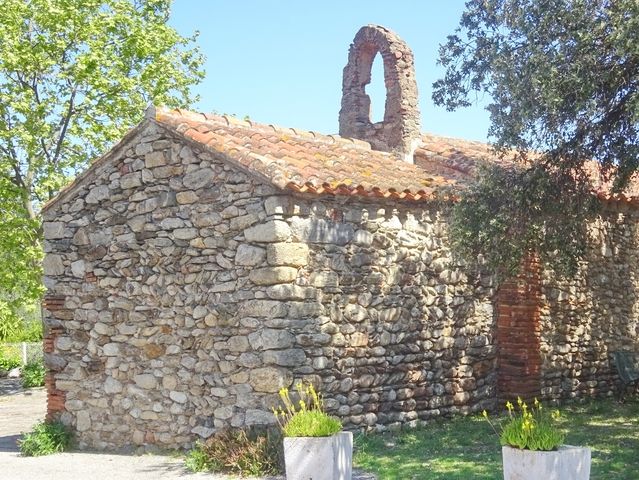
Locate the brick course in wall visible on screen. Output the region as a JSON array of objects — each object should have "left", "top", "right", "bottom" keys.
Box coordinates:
[
  {"left": 42, "top": 294, "right": 68, "bottom": 420},
  {"left": 496, "top": 256, "right": 542, "bottom": 402}
]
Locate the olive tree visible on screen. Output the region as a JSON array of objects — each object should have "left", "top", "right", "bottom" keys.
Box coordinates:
[{"left": 434, "top": 0, "right": 639, "bottom": 275}]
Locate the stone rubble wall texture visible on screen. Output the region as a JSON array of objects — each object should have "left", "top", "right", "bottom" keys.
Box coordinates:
[
  {"left": 338, "top": 24, "right": 421, "bottom": 163},
  {"left": 539, "top": 209, "right": 639, "bottom": 400},
  {"left": 41, "top": 121, "right": 639, "bottom": 452},
  {"left": 42, "top": 123, "right": 499, "bottom": 450}
]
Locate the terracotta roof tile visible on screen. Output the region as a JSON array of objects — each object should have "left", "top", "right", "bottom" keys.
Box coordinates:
[
  {"left": 153, "top": 106, "right": 639, "bottom": 204},
  {"left": 155, "top": 107, "right": 457, "bottom": 202},
  {"left": 41, "top": 105, "right": 639, "bottom": 215}
]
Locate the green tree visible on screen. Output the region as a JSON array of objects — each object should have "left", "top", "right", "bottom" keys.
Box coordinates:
[
  {"left": 0, "top": 0, "right": 204, "bottom": 337},
  {"left": 434, "top": 0, "right": 639, "bottom": 275},
  {"left": 0, "top": 181, "right": 42, "bottom": 339}
]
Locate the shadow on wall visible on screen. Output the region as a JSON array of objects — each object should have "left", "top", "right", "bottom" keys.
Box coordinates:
[
  {"left": 540, "top": 208, "right": 639, "bottom": 401},
  {"left": 300, "top": 201, "right": 498, "bottom": 429}
]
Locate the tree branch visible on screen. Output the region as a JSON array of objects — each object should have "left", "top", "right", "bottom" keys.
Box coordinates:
[{"left": 52, "top": 85, "right": 77, "bottom": 166}]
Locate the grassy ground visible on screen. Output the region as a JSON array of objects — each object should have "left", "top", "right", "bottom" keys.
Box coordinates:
[{"left": 354, "top": 397, "right": 639, "bottom": 480}]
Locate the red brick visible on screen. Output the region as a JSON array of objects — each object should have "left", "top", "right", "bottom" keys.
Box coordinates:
[{"left": 496, "top": 253, "right": 542, "bottom": 401}]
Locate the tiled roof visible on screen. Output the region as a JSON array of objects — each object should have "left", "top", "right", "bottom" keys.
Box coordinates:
[
  {"left": 155, "top": 106, "right": 639, "bottom": 205},
  {"left": 414, "top": 134, "right": 507, "bottom": 182},
  {"left": 41, "top": 105, "right": 639, "bottom": 213},
  {"left": 585, "top": 161, "right": 639, "bottom": 204},
  {"left": 154, "top": 106, "right": 478, "bottom": 202}
]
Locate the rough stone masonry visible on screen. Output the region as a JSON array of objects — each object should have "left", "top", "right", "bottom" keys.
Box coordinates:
[
  {"left": 41, "top": 25, "right": 638, "bottom": 451},
  {"left": 42, "top": 120, "right": 498, "bottom": 449}
]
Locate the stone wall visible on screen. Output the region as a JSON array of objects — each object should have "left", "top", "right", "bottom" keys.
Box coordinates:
[
  {"left": 278, "top": 199, "right": 498, "bottom": 429},
  {"left": 539, "top": 206, "right": 639, "bottom": 400},
  {"left": 42, "top": 121, "right": 497, "bottom": 451},
  {"left": 43, "top": 119, "right": 639, "bottom": 452}
]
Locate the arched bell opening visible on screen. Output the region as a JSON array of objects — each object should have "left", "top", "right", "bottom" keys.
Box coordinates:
[{"left": 338, "top": 25, "right": 421, "bottom": 163}]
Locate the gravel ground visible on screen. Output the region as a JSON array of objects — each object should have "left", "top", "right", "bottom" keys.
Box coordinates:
[{"left": 0, "top": 379, "right": 376, "bottom": 480}]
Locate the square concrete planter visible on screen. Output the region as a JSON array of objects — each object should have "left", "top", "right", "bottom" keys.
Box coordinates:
[
  {"left": 283, "top": 431, "right": 353, "bottom": 480},
  {"left": 502, "top": 445, "right": 591, "bottom": 480}
]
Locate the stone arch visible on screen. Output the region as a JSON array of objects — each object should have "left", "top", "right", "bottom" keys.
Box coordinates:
[{"left": 338, "top": 25, "right": 421, "bottom": 162}]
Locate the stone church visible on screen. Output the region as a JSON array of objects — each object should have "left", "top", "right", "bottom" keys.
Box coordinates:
[{"left": 41, "top": 25, "right": 639, "bottom": 450}]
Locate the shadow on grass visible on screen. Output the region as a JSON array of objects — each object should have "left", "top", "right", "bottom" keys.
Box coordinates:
[
  {"left": 561, "top": 398, "right": 639, "bottom": 480},
  {"left": 355, "top": 416, "right": 502, "bottom": 480},
  {"left": 354, "top": 398, "right": 639, "bottom": 480}
]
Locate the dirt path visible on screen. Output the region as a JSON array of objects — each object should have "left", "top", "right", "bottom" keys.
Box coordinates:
[
  {"left": 0, "top": 380, "right": 376, "bottom": 479},
  {"left": 0, "top": 381, "right": 47, "bottom": 452}
]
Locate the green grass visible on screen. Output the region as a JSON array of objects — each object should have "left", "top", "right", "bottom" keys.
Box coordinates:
[{"left": 354, "top": 398, "right": 639, "bottom": 480}]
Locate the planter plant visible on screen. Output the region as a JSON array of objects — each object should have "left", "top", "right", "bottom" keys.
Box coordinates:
[
  {"left": 274, "top": 382, "right": 352, "bottom": 480},
  {"left": 484, "top": 398, "right": 591, "bottom": 480}
]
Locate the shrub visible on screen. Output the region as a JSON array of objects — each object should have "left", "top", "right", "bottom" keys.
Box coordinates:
[
  {"left": 0, "top": 300, "right": 43, "bottom": 342},
  {"left": 0, "top": 351, "right": 20, "bottom": 373},
  {"left": 274, "top": 382, "right": 342, "bottom": 437},
  {"left": 15, "top": 319, "right": 43, "bottom": 342},
  {"left": 483, "top": 397, "right": 565, "bottom": 451},
  {"left": 185, "top": 428, "right": 281, "bottom": 476},
  {"left": 185, "top": 443, "right": 218, "bottom": 472},
  {"left": 21, "top": 361, "right": 45, "bottom": 388},
  {"left": 19, "top": 421, "right": 72, "bottom": 456}
]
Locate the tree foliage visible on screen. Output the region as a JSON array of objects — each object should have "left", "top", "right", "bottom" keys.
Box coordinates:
[
  {"left": 434, "top": 0, "right": 639, "bottom": 275},
  {"left": 0, "top": 181, "right": 43, "bottom": 339},
  {"left": 448, "top": 165, "right": 597, "bottom": 277},
  {"left": 0, "top": 0, "right": 204, "bottom": 333}
]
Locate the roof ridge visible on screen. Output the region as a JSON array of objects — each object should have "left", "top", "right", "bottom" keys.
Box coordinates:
[
  {"left": 41, "top": 105, "right": 639, "bottom": 214},
  {"left": 155, "top": 106, "right": 373, "bottom": 152},
  {"left": 152, "top": 105, "right": 639, "bottom": 206},
  {"left": 421, "top": 131, "right": 492, "bottom": 147}
]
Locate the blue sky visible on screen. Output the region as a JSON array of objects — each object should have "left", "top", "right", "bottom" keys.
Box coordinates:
[{"left": 169, "top": 1, "right": 491, "bottom": 142}]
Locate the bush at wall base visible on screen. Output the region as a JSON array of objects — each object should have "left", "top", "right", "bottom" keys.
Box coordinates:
[
  {"left": 502, "top": 445, "right": 591, "bottom": 480},
  {"left": 184, "top": 428, "right": 280, "bottom": 476},
  {"left": 21, "top": 361, "right": 45, "bottom": 388},
  {"left": 19, "top": 421, "right": 72, "bottom": 456}
]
